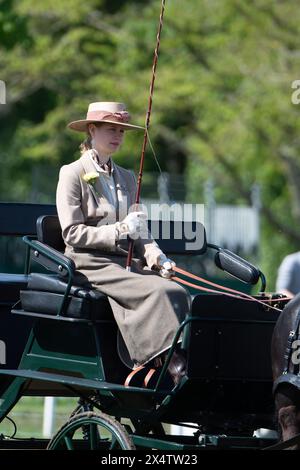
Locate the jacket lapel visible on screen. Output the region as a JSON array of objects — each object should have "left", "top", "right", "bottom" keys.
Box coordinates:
[
  {"left": 79, "top": 154, "right": 134, "bottom": 221},
  {"left": 113, "top": 164, "right": 135, "bottom": 220},
  {"left": 80, "top": 153, "right": 110, "bottom": 207}
]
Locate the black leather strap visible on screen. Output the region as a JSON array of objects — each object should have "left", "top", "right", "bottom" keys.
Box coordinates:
[{"left": 283, "top": 307, "right": 300, "bottom": 374}]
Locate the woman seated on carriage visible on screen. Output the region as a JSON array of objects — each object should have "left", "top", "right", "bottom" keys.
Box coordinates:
[{"left": 56, "top": 101, "right": 191, "bottom": 386}]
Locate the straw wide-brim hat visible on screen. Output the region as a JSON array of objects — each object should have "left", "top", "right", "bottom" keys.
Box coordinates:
[{"left": 67, "top": 102, "right": 145, "bottom": 132}]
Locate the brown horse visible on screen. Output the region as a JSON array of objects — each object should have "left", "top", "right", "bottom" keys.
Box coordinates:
[{"left": 272, "top": 293, "right": 300, "bottom": 449}]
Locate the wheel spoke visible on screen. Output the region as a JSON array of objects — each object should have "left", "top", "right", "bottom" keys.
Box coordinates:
[
  {"left": 64, "top": 435, "right": 74, "bottom": 450},
  {"left": 89, "top": 423, "right": 98, "bottom": 450},
  {"left": 110, "top": 435, "right": 118, "bottom": 449}
]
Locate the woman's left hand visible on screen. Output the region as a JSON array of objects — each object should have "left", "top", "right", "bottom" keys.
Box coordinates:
[{"left": 156, "top": 254, "right": 176, "bottom": 279}]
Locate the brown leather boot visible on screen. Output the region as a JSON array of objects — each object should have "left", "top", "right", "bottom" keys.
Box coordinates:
[{"left": 166, "top": 349, "right": 187, "bottom": 386}]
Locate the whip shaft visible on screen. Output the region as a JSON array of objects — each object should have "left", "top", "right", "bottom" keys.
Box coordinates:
[{"left": 126, "top": 0, "right": 166, "bottom": 270}]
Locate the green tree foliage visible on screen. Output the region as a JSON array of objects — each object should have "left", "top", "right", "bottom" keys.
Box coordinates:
[{"left": 0, "top": 0, "right": 300, "bottom": 287}]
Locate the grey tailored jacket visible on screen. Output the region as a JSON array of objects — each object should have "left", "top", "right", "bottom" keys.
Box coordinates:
[{"left": 56, "top": 152, "right": 163, "bottom": 269}]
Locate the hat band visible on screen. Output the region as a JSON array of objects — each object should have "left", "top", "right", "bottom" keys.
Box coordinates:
[{"left": 86, "top": 110, "right": 131, "bottom": 123}]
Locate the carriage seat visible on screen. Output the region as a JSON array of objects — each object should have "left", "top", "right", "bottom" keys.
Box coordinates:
[
  {"left": 19, "top": 273, "right": 113, "bottom": 321},
  {"left": 18, "top": 214, "right": 114, "bottom": 322}
]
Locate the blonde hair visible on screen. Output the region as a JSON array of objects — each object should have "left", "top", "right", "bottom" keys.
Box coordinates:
[
  {"left": 79, "top": 132, "right": 93, "bottom": 155},
  {"left": 79, "top": 123, "right": 105, "bottom": 155}
]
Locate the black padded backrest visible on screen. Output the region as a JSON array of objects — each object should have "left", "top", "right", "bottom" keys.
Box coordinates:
[
  {"left": 36, "top": 215, "right": 65, "bottom": 252},
  {"left": 148, "top": 220, "right": 206, "bottom": 255},
  {"left": 36, "top": 215, "right": 207, "bottom": 255}
]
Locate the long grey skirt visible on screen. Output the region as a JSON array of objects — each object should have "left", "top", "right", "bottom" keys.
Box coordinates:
[{"left": 66, "top": 249, "right": 192, "bottom": 367}]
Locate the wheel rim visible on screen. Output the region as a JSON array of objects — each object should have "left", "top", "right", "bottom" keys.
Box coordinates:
[{"left": 47, "top": 412, "right": 135, "bottom": 450}]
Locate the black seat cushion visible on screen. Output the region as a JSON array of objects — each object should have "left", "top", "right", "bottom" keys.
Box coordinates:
[
  {"left": 27, "top": 273, "right": 106, "bottom": 300},
  {"left": 20, "top": 273, "right": 114, "bottom": 321}
]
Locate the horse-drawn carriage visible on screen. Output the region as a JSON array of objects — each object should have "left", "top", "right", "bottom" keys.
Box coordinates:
[{"left": 0, "top": 202, "right": 288, "bottom": 450}]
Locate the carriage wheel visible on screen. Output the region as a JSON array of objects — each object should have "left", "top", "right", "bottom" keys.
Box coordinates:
[{"left": 47, "top": 411, "right": 135, "bottom": 450}]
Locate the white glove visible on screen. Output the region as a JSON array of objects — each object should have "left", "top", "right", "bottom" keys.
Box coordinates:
[
  {"left": 116, "top": 211, "right": 148, "bottom": 240},
  {"left": 156, "top": 253, "right": 176, "bottom": 279}
]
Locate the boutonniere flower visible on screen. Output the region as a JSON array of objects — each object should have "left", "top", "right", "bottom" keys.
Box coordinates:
[
  {"left": 82, "top": 172, "right": 99, "bottom": 184},
  {"left": 82, "top": 172, "right": 100, "bottom": 197}
]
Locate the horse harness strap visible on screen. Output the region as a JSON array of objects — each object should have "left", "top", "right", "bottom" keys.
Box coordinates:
[
  {"left": 283, "top": 307, "right": 300, "bottom": 375},
  {"left": 273, "top": 307, "right": 300, "bottom": 396},
  {"left": 283, "top": 330, "right": 297, "bottom": 375}
]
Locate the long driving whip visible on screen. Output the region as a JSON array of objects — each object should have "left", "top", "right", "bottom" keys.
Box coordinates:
[{"left": 126, "top": 0, "right": 166, "bottom": 271}]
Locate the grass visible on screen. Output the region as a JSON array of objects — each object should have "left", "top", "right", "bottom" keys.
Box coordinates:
[
  {"left": 0, "top": 398, "right": 182, "bottom": 445},
  {"left": 0, "top": 397, "right": 78, "bottom": 439}
]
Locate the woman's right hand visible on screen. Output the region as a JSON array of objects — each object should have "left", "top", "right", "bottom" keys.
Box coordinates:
[
  {"left": 116, "top": 211, "right": 148, "bottom": 240},
  {"left": 155, "top": 253, "right": 176, "bottom": 279}
]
